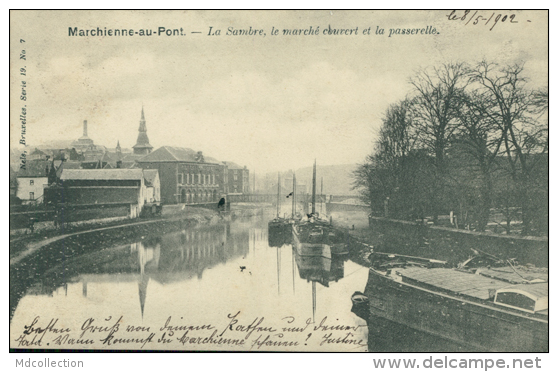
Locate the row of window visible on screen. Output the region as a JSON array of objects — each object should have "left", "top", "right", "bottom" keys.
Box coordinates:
[
  {"left": 179, "top": 189, "right": 219, "bottom": 203},
  {"left": 178, "top": 173, "right": 216, "bottom": 185}
]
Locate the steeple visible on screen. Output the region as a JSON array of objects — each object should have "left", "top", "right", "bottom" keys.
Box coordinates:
[
  {"left": 138, "top": 275, "right": 149, "bottom": 319},
  {"left": 133, "top": 107, "right": 153, "bottom": 155},
  {"left": 139, "top": 107, "right": 147, "bottom": 132},
  {"left": 115, "top": 140, "right": 123, "bottom": 164}
]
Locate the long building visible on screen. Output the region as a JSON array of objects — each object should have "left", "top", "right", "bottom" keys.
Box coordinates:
[
  {"left": 57, "top": 168, "right": 158, "bottom": 218},
  {"left": 137, "top": 146, "right": 227, "bottom": 204}
]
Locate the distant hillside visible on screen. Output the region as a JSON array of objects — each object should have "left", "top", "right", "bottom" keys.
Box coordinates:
[
  {"left": 294, "top": 164, "right": 359, "bottom": 195},
  {"left": 259, "top": 164, "right": 359, "bottom": 196},
  {"left": 35, "top": 140, "right": 77, "bottom": 150}
]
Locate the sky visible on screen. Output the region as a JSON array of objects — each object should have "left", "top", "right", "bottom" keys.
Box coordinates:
[{"left": 10, "top": 10, "right": 548, "bottom": 173}]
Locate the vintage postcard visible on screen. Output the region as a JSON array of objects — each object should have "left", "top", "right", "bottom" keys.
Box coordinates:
[{"left": 9, "top": 10, "right": 548, "bottom": 354}]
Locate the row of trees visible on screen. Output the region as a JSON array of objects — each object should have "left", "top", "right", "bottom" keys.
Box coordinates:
[{"left": 354, "top": 61, "right": 548, "bottom": 236}]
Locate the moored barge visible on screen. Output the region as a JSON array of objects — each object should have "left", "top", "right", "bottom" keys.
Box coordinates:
[{"left": 352, "top": 252, "right": 548, "bottom": 352}]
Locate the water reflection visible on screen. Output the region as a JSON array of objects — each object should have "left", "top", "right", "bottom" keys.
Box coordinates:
[
  {"left": 11, "top": 212, "right": 490, "bottom": 351},
  {"left": 11, "top": 223, "right": 250, "bottom": 321},
  {"left": 11, "top": 215, "right": 369, "bottom": 351},
  {"left": 293, "top": 249, "right": 348, "bottom": 323}
]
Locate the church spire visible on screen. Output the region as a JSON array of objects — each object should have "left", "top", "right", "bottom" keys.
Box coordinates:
[
  {"left": 138, "top": 275, "right": 149, "bottom": 319},
  {"left": 139, "top": 106, "right": 147, "bottom": 132},
  {"left": 133, "top": 107, "right": 153, "bottom": 155}
]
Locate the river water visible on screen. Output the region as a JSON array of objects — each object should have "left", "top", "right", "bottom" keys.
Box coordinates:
[{"left": 10, "top": 209, "right": 469, "bottom": 352}]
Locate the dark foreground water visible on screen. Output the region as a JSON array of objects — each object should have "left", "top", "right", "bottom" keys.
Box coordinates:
[{"left": 10, "top": 210, "right": 469, "bottom": 351}]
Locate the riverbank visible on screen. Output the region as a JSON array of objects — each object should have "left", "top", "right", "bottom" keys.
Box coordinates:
[
  {"left": 344, "top": 215, "right": 548, "bottom": 267},
  {"left": 9, "top": 204, "right": 270, "bottom": 266}
]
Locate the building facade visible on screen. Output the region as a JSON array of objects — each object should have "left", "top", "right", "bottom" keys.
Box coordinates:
[
  {"left": 223, "top": 162, "right": 250, "bottom": 194},
  {"left": 16, "top": 159, "right": 53, "bottom": 204},
  {"left": 142, "top": 169, "right": 161, "bottom": 204},
  {"left": 137, "top": 146, "right": 225, "bottom": 204},
  {"left": 58, "top": 169, "right": 149, "bottom": 218}
]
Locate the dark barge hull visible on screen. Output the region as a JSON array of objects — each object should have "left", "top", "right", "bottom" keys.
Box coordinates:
[
  {"left": 291, "top": 224, "right": 331, "bottom": 258},
  {"left": 268, "top": 220, "right": 292, "bottom": 247},
  {"left": 362, "top": 270, "right": 548, "bottom": 352}
]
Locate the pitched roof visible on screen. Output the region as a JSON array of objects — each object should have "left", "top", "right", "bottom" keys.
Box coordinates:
[
  {"left": 133, "top": 133, "right": 153, "bottom": 149},
  {"left": 120, "top": 161, "right": 138, "bottom": 169},
  {"left": 120, "top": 153, "right": 147, "bottom": 163},
  {"left": 60, "top": 169, "right": 144, "bottom": 181},
  {"left": 137, "top": 146, "right": 220, "bottom": 164},
  {"left": 142, "top": 169, "right": 159, "bottom": 186},
  {"left": 17, "top": 160, "right": 50, "bottom": 177},
  {"left": 223, "top": 161, "right": 245, "bottom": 170},
  {"left": 31, "top": 148, "right": 46, "bottom": 156},
  {"left": 57, "top": 161, "right": 81, "bottom": 178},
  {"left": 61, "top": 161, "right": 82, "bottom": 169}
]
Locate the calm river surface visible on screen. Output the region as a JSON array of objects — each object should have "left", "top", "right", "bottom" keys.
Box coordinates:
[{"left": 10, "top": 210, "right": 469, "bottom": 351}]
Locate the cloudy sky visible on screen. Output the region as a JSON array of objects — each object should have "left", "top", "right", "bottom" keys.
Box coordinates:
[{"left": 10, "top": 10, "right": 548, "bottom": 173}]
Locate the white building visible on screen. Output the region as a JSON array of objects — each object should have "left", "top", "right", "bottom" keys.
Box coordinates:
[
  {"left": 16, "top": 159, "right": 52, "bottom": 204},
  {"left": 142, "top": 169, "right": 161, "bottom": 204}
]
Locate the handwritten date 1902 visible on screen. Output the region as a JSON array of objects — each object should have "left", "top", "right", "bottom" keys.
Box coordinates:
[{"left": 447, "top": 10, "right": 524, "bottom": 31}]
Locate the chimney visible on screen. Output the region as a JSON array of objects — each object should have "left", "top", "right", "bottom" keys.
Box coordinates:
[{"left": 83, "top": 120, "right": 88, "bottom": 137}]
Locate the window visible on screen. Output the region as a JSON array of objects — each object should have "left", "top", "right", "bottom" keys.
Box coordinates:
[
  {"left": 29, "top": 192, "right": 34, "bottom": 200},
  {"left": 30, "top": 180, "right": 34, "bottom": 186},
  {"left": 495, "top": 292, "right": 536, "bottom": 312}
]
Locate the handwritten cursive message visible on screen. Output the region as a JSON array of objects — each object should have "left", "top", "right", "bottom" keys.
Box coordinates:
[{"left": 12, "top": 312, "right": 367, "bottom": 351}]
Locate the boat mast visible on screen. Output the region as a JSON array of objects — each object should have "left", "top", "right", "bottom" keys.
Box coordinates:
[
  {"left": 277, "top": 247, "right": 281, "bottom": 294},
  {"left": 312, "top": 281, "right": 316, "bottom": 323},
  {"left": 320, "top": 176, "right": 323, "bottom": 214},
  {"left": 292, "top": 247, "right": 295, "bottom": 294},
  {"left": 292, "top": 172, "right": 297, "bottom": 218},
  {"left": 311, "top": 159, "right": 316, "bottom": 215},
  {"left": 277, "top": 173, "right": 281, "bottom": 218}
]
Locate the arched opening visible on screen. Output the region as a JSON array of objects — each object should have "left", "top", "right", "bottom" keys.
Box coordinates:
[{"left": 180, "top": 189, "right": 186, "bottom": 204}]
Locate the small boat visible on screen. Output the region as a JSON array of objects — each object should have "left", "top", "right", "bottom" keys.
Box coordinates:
[
  {"left": 291, "top": 160, "right": 348, "bottom": 258},
  {"left": 350, "top": 291, "right": 369, "bottom": 320},
  {"left": 268, "top": 218, "right": 292, "bottom": 247},
  {"left": 268, "top": 172, "right": 292, "bottom": 246},
  {"left": 352, "top": 251, "right": 548, "bottom": 352}
]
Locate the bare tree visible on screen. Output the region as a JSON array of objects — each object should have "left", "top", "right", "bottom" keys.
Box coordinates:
[
  {"left": 353, "top": 99, "right": 436, "bottom": 219},
  {"left": 409, "top": 62, "right": 469, "bottom": 222},
  {"left": 469, "top": 61, "right": 548, "bottom": 234},
  {"left": 451, "top": 90, "right": 504, "bottom": 231}
]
